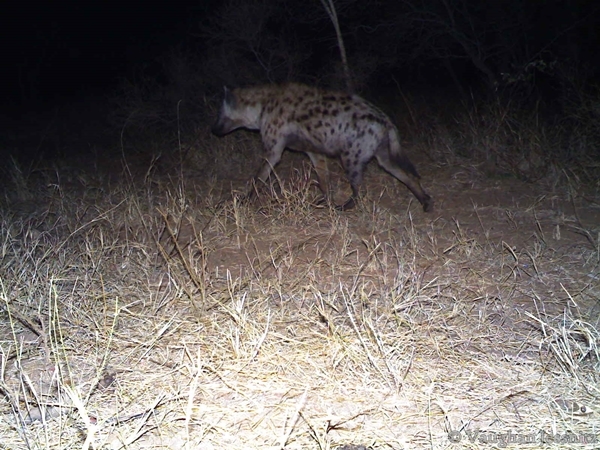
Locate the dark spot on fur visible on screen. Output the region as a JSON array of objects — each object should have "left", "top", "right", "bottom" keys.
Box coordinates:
[
  {"left": 323, "top": 95, "right": 336, "bottom": 102},
  {"left": 361, "top": 113, "right": 384, "bottom": 124},
  {"left": 298, "top": 114, "right": 309, "bottom": 122},
  {"left": 331, "top": 109, "right": 339, "bottom": 116}
]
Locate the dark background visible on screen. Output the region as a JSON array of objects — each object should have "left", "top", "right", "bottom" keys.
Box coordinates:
[{"left": 2, "top": 0, "right": 600, "bottom": 162}]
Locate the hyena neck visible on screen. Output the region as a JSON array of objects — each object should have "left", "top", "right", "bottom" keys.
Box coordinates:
[{"left": 222, "top": 87, "right": 269, "bottom": 132}]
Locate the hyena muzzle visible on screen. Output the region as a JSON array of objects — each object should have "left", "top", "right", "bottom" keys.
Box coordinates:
[{"left": 211, "top": 83, "right": 432, "bottom": 212}]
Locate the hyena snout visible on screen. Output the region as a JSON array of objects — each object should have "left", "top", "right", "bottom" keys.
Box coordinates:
[{"left": 211, "top": 115, "right": 235, "bottom": 137}]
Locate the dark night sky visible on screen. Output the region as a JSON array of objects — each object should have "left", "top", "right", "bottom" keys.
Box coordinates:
[
  {"left": 1, "top": 1, "right": 599, "bottom": 166},
  {"left": 3, "top": 1, "right": 600, "bottom": 112},
  {"left": 3, "top": 1, "right": 212, "bottom": 107}
]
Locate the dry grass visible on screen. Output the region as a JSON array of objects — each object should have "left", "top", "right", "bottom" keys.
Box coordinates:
[{"left": 0, "top": 130, "right": 599, "bottom": 450}]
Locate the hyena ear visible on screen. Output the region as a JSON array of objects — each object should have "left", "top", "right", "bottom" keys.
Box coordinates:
[{"left": 223, "top": 86, "right": 236, "bottom": 107}]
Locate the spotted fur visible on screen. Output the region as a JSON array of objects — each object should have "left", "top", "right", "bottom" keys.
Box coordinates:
[{"left": 212, "top": 83, "right": 432, "bottom": 211}]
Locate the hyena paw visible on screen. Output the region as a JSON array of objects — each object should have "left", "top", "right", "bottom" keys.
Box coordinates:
[
  {"left": 422, "top": 195, "right": 433, "bottom": 212},
  {"left": 313, "top": 195, "right": 329, "bottom": 208},
  {"left": 336, "top": 197, "right": 356, "bottom": 211},
  {"left": 230, "top": 189, "right": 254, "bottom": 206}
]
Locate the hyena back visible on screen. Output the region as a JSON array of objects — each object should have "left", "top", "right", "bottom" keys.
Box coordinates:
[{"left": 212, "top": 83, "right": 432, "bottom": 212}]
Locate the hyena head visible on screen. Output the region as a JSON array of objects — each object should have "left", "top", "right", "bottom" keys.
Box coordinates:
[{"left": 211, "top": 86, "right": 262, "bottom": 136}]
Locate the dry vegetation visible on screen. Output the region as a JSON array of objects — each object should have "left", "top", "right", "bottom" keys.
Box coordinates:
[{"left": 1, "top": 94, "right": 600, "bottom": 450}]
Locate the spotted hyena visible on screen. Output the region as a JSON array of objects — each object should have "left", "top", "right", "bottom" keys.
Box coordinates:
[{"left": 212, "top": 83, "right": 432, "bottom": 212}]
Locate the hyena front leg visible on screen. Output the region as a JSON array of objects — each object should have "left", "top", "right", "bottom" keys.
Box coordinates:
[
  {"left": 375, "top": 151, "right": 432, "bottom": 212},
  {"left": 247, "top": 140, "right": 286, "bottom": 200},
  {"left": 306, "top": 152, "right": 330, "bottom": 205}
]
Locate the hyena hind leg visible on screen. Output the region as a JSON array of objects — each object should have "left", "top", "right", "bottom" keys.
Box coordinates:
[
  {"left": 375, "top": 153, "right": 433, "bottom": 212},
  {"left": 306, "top": 152, "right": 330, "bottom": 206},
  {"left": 337, "top": 160, "right": 366, "bottom": 211}
]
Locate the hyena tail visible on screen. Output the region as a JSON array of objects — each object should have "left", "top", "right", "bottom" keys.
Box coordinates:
[{"left": 388, "top": 127, "right": 420, "bottom": 179}]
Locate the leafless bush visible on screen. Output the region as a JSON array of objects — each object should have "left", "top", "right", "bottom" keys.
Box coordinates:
[
  {"left": 559, "top": 76, "right": 600, "bottom": 184},
  {"left": 197, "top": 0, "right": 309, "bottom": 88},
  {"left": 109, "top": 50, "right": 209, "bottom": 135}
]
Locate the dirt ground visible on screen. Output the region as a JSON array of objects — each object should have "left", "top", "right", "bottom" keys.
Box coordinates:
[{"left": 0, "top": 145, "right": 599, "bottom": 449}]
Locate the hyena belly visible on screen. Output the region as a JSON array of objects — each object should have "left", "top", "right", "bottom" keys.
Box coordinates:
[{"left": 212, "top": 83, "right": 432, "bottom": 212}]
